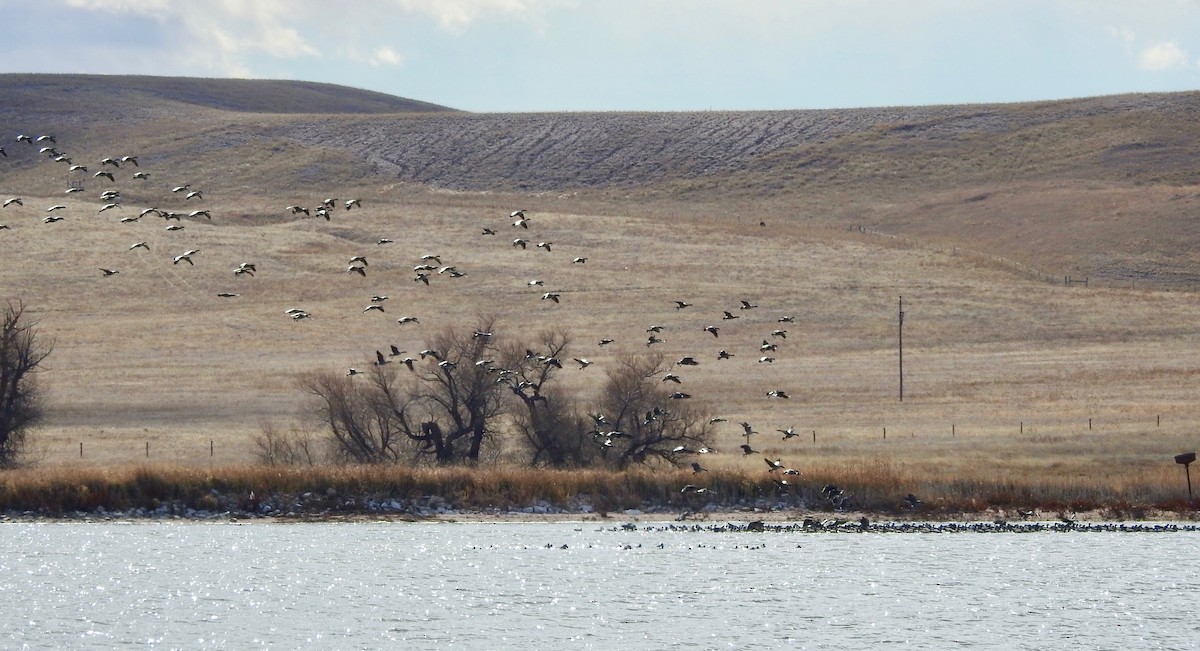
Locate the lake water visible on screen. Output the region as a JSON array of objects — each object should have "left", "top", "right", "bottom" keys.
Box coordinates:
[{"left": 1, "top": 520, "right": 1197, "bottom": 649}]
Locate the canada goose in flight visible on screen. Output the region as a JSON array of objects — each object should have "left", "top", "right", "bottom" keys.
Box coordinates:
[
  {"left": 704, "top": 325, "right": 719, "bottom": 337},
  {"left": 132, "top": 172, "right": 150, "bottom": 180},
  {"left": 377, "top": 237, "right": 392, "bottom": 245},
  {"left": 401, "top": 357, "right": 416, "bottom": 370},
  {"left": 572, "top": 257, "right": 587, "bottom": 264},
  {"left": 904, "top": 494, "right": 921, "bottom": 509},
  {"left": 347, "top": 368, "right": 362, "bottom": 376},
  {"left": 316, "top": 207, "right": 331, "bottom": 221},
  {"left": 287, "top": 205, "right": 309, "bottom": 215},
  {"left": 100, "top": 268, "right": 119, "bottom": 276},
  {"left": 173, "top": 253, "right": 195, "bottom": 265},
  {"left": 677, "top": 356, "right": 699, "bottom": 366},
  {"left": 473, "top": 330, "right": 493, "bottom": 339},
  {"left": 741, "top": 422, "right": 755, "bottom": 436},
  {"left": 740, "top": 300, "right": 758, "bottom": 310},
  {"left": 646, "top": 325, "right": 664, "bottom": 333},
  {"left": 536, "top": 241, "right": 552, "bottom": 251},
  {"left": 771, "top": 329, "right": 787, "bottom": 338},
  {"left": 65, "top": 187, "right": 82, "bottom": 194},
  {"left": 513, "top": 238, "right": 528, "bottom": 249},
  {"left": 482, "top": 227, "right": 497, "bottom": 235},
  {"left": 46, "top": 204, "right": 66, "bottom": 212},
  {"left": 285, "top": 308, "right": 307, "bottom": 315},
  {"left": 397, "top": 316, "right": 420, "bottom": 324},
  {"left": 0, "top": 147, "right": 5, "bottom": 157},
  {"left": 188, "top": 210, "right": 211, "bottom": 219},
  {"left": 371, "top": 295, "right": 388, "bottom": 303},
  {"left": 171, "top": 185, "right": 190, "bottom": 193},
  {"left": 291, "top": 311, "right": 311, "bottom": 321},
  {"left": 16, "top": 135, "right": 32, "bottom": 144},
  {"left": 54, "top": 155, "right": 72, "bottom": 164},
  {"left": 0, "top": 224, "right": 8, "bottom": 230},
  {"left": 691, "top": 462, "right": 707, "bottom": 473},
  {"left": 389, "top": 345, "right": 404, "bottom": 357},
  {"left": 36, "top": 135, "right": 55, "bottom": 143},
  {"left": 758, "top": 356, "right": 775, "bottom": 363},
  {"left": 598, "top": 338, "right": 614, "bottom": 346},
  {"left": 541, "top": 292, "right": 560, "bottom": 303},
  {"left": 43, "top": 215, "right": 64, "bottom": 223},
  {"left": 414, "top": 264, "right": 436, "bottom": 272},
  {"left": 94, "top": 171, "right": 114, "bottom": 182},
  {"left": 740, "top": 444, "right": 758, "bottom": 455},
  {"left": 674, "top": 300, "right": 693, "bottom": 309},
  {"left": 120, "top": 156, "right": 138, "bottom": 166},
  {"left": 767, "top": 390, "right": 790, "bottom": 399},
  {"left": 437, "top": 360, "right": 457, "bottom": 370},
  {"left": 119, "top": 216, "right": 140, "bottom": 224},
  {"left": 661, "top": 373, "right": 681, "bottom": 383},
  {"left": 347, "top": 265, "right": 366, "bottom": 277},
  {"left": 414, "top": 273, "right": 430, "bottom": 285},
  {"left": 216, "top": 292, "right": 239, "bottom": 298},
  {"left": 185, "top": 190, "right": 203, "bottom": 201},
  {"left": 344, "top": 199, "right": 361, "bottom": 210},
  {"left": 513, "top": 218, "right": 529, "bottom": 229},
  {"left": 98, "top": 203, "right": 119, "bottom": 213},
  {"left": 161, "top": 211, "right": 181, "bottom": 220},
  {"left": 2, "top": 198, "right": 21, "bottom": 208},
  {"left": 646, "top": 335, "right": 663, "bottom": 347},
  {"left": 233, "top": 267, "right": 253, "bottom": 277},
  {"left": 349, "top": 256, "right": 368, "bottom": 266},
  {"left": 363, "top": 304, "right": 385, "bottom": 313},
  {"left": 436, "top": 266, "right": 457, "bottom": 275},
  {"left": 375, "top": 350, "right": 389, "bottom": 365},
  {"left": 166, "top": 225, "right": 185, "bottom": 232},
  {"left": 38, "top": 146, "right": 58, "bottom": 155},
  {"left": 573, "top": 358, "right": 592, "bottom": 369},
  {"left": 669, "top": 392, "right": 691, "bottom": 400},
  {"left": 779, "top": 427, "right": 798, "bottom": 440},
  {"left": 761, "top": 340, "right": 778, "bottom": 352},
  {"left": 722, "top": 311, "right": 739, "bottom": 320},
  {"left": 100, "top": 157, "right": 120, "bottom": 167},
  {"left": 69, "top": 165, "right": 87, "bottom": 173},
  {"left": 237, "top": 263, "right": 256, "bottom": 273},
  {"left": 528, "top": 279, "right": 544, "bottom": 286},
  {"left": 100, "top": 190, "right": 121, "bottom": 200},
  {"left": 765, "top": 458, "right": 785, "bottom": 472}
]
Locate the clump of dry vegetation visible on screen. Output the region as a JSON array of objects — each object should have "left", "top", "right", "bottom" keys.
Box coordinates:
[{"left": 0, "top": 462, "right": 1193, "bottom": 520}]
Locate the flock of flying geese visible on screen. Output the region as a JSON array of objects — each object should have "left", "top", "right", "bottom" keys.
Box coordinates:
[{"left": 1, "top": 128, "right": 846, "bottom": 505}]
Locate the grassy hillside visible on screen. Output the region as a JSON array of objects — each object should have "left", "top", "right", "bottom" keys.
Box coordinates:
[{"left": 0, "top": 76, "right": 1198, "bottom": 494}]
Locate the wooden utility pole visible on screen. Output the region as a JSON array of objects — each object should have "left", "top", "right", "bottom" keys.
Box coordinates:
[{"left": 898, "top": 296, "right": 905, "bottom": 402}]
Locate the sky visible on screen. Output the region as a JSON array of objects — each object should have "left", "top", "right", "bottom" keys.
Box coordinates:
[{"left": 1, "top": 0, "right": 1198, "bottom": 112}]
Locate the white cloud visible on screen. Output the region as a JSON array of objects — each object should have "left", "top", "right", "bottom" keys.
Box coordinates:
[
  {"left": 1105, "top": 25, "right": 1136, "bottom": 54},
  {"left": 395, "top": 0, "right": 558, "bottom": 31},
  {"left": 371, "top": 47, "right": 405, "bottom": 67},
  {"left": 1139, "top": 41, "right": 1189, "bottom": 71}
]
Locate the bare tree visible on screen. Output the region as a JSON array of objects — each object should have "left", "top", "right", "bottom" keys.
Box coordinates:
[
  {"left": 298, "top": 366, "right": 410, "bottom": 463},
  {"left": 301, "top": 317, "right": 511, "bottom": 465},
  {"left": 252, "top": 421, "right": 320, "bottom": 466},
  {"left": 589, "top": 352, "right": 714, "bottom": 469},
  {"left": 0, "top": 300, "right": 53, "bottom": 465},
  {"left": 499, "top": 329, "right": 599, "bottom": 468},
  {"left": 403, "top": 317, "right": 508, "bottom": 463}
]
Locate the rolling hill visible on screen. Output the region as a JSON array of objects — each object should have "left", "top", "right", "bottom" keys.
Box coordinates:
[{"left": 1, "top": 74, "right": 1198, "bottom": 472}]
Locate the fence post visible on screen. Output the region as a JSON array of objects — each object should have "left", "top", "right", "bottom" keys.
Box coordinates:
[
  {"left": 210, "top": 440, "right": 214, "bottom": 457},
  {"left": 145, "top": 441, "right": 149, "bottom": 458},
  {"left": 80, "top": 441, "right": 83, "bottom": 458}
]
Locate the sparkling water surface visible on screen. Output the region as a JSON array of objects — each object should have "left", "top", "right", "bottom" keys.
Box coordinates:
[{"left": 1, "top": 521, "right": 1197, "bottom": 649}]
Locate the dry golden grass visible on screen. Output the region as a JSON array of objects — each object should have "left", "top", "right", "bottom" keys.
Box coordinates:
[{"left": 2, "top": 78, "right": 1199, "bottom": 517}]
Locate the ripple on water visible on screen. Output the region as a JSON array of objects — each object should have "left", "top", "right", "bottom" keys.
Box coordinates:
[{"left": 1, "top": 522, "right": 1198, "bottom": 648}]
